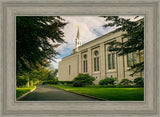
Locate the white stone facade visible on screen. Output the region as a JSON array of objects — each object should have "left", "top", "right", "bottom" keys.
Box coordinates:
[{"left": 58, "top": 30, "right": 143, "bottom": 84}]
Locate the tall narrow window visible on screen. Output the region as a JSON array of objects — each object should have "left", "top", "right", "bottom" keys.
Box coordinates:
[
  {"left": 83, "top": 54, "right": 88, "bottom": 73},
  {"left": 69, "top": 65, "right": 71, "bottom": 75},
  {"left": 112, "top": 53, "right": 115, "bottom": 69},
  {"left": 97, "top": 57, "right": 99, "bottom": 71},
  {"left": 108, "top": 54, "right": 112, "bottom": 69},
  {"left": 108, "top": 53, "right": 116, "bottom": 70},
  {"left": 127, "top": 52, "right": 138, "bottom": 67},
  {"left": 133, "top": 52, "right": 137, "bottom": 65},
  {"left": 94, "top": 57, "right": 100, "bottom": 71},
  {"left": 83, "top": 61, "right": 86, "bottom": 72},
  {"left": 94, "top": 58, "right": 96, "bottom": 71},
  {"left": 127, "top": 53, "right": 132, "bottom": 67},
  {"left": 94, "top": 50, "right": 100, "bottom": 72},
  {"left": 86, "top": 60, "right": 88, "bottom": 72}
]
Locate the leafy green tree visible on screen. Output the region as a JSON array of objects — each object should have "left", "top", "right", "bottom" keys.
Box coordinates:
[
  {"left": 103, "top": 16, "right": 144, "bottom": 76},
  {"left": 16, "top": 73, "right": 29, "bottom": 87},
  {"left": 47, "top": 69, "right": 58, "bottom": 80},
  {"left": 47, "top": 66, "right": 58, "bottom": 80},
  {"left": 30, "top": 66, "right": 50, "bottom": 81},
  {"left": 16, "top": 16, "right": 67, "bottom": 73}
]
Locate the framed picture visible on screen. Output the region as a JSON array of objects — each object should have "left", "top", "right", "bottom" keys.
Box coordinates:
[{"left": 0, "top": 0, "right": 159, "bottom": 117}]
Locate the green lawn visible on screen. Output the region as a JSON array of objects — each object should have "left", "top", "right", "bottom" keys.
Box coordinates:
[
  {"left": 49, "top": 85, "right": 144, "bottom": 101},
  {"left": 16, "top": 86, "right": 36, "bottom": 99}
]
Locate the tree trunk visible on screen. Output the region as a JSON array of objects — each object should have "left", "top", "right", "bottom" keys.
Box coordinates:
[
  {"left": 30, "top": 80, "right": 33, "bottom": 86},
  {"left": 26, "top": 81, "right": 30, "bottom": 87}
]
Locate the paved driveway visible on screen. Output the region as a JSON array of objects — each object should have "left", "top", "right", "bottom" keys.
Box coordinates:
[{"left": 19, "top": 85, "right": 100, "bottom": 101}]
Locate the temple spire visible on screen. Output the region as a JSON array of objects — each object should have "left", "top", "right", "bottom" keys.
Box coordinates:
[
  {"left": 77, "top": 25, "right": 80, "bottom": 39},
  {"left": 75, "top": 25, "right": 82, "bottom": 53}
]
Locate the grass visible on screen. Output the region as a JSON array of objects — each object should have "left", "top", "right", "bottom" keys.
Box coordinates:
[
  {"left": 16, "top": 86, "right": 36, "bottom": 99},
  {"left": 49, "top": 85, "right": 144, "bottom": 101}
]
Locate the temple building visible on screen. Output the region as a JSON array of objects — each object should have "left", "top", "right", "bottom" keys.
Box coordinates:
[{"left": 58, "top": 26, "right": 143, "bottom": 84}]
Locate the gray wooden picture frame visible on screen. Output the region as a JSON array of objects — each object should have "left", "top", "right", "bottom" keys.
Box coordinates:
[{"left": 0, "top": 0, "right": 159, "bottom": 117}]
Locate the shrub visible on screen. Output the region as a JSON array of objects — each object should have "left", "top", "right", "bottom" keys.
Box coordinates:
[
  {"left": 99, "top": 77, "right": 115, "bottom": 85},
  {"left": 119, "top": 79, "right": 133, "bottom": 85},
  {"left": 16, "top": 75, "right": 29, "bottom": 87},
  {"left": 73, "top": 74, "right": 95, "bottom": 87},
  {"left": 134, "top": 77, "right": 144, "bottom": 87}
]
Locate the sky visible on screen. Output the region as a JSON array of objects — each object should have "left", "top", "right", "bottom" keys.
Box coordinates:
[{"left": 51, "top": 16, "right": 143, "bottom": 69}]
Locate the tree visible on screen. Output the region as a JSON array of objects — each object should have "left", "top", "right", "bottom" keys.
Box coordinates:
[
  {"left": 30, "top": 67, "right": 49, "bottom": 81},
  {"left": 16, "top": 16, "right": 67, "bottom": 73},
  {"left": 46, "top": 66, "right": 58, "bottom": 80},
  {"left": 103, "top": 16, "right": 144, "bottom": 76},
  {"left": 49, "top": 69, "right": 58, "bottom": 79}
]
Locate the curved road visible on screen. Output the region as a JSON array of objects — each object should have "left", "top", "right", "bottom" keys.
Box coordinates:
[{"left": 19, "top": 85, "right": 100, "bottom": 101}]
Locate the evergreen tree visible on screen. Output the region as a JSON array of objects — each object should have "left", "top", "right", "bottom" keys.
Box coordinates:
[
  {"left": 103, "top": 16, "right": 144, "bottom": 76},
  {"left": 16, "top": 16, "right": 67, "bottom": 73}
]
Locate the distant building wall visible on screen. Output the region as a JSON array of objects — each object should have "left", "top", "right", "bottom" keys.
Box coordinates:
[{"left": 58, "top": 53, "right": 79, "bottom": 81}]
